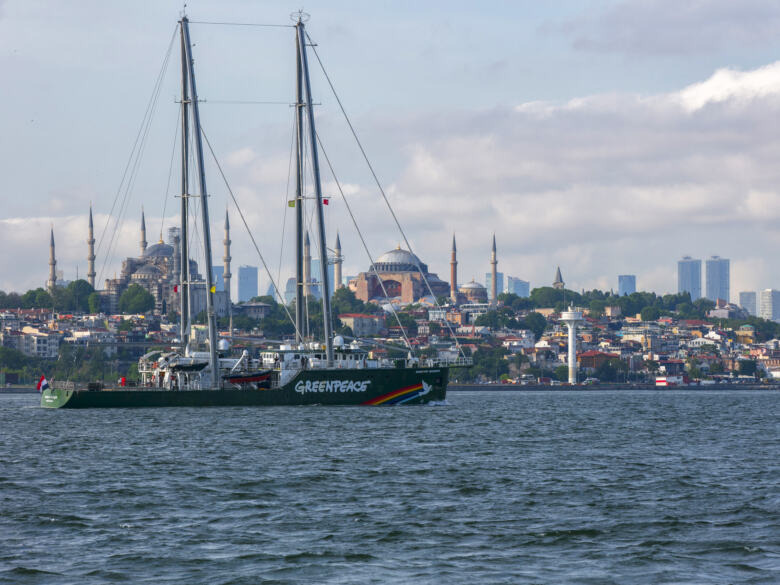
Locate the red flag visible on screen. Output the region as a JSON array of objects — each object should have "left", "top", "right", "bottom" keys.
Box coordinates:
[
  {"left": 174, "top": 285, "right": 178, "bottom": 293},
  {"left": 323, "top": 198, "right": 329, "bottom": 205},
  {"left": 36, "top": 375, "right": 49, "bottom": 392}
]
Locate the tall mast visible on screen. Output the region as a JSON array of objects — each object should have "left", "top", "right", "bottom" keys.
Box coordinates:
[
  {"left": 296, "top": 17, "right": 334, "bottom": 365},
  {"left": 179, "top": 19, "right": 191, "bottom": 353},
  {"left": 181, "top": 16, "right": 219, "bottom": 387},
  {"left": 294, "top": 25, "right": 305, "bottom": 343}
]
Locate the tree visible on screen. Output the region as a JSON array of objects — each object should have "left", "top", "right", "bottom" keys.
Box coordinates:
[
  {"left": 118, "top": 284, "right": 155, "bottom": 314},
  {"left": 67, "top": 280, "right": 95, "bottom": 313},
  {"left": 640, "top": 306, "right": 660, "bottom": 322},
  {"left": 521, "top": 312, "right": 547, "bottom": 340},
  {"left": 87, "top": 292, "right": 102, "bottom": 314},
  {"left": 738, "top": 360, "right": 757, "bottom": 377},
  {"left": 553, "top": 364, "right": 569, "bottom": 382}
]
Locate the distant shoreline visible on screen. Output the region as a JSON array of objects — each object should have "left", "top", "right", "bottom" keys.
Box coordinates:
[{"left": 448, "top": 383, "right": 778, "bottom": 391}]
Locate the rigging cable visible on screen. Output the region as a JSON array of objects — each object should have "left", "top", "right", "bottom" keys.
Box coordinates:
[
  {"left": 276, "top": 107, "right": 297, "bottom": 302},
  {"left": 315, "top": 134, "right": 415, "bottom": 353},
  {"left": 307, "top": 32, "right": 465, "bottom": 358},
  {"left": 199, "top": 126, "right": 302, "bottom": 341},
  {"left": 96, "top": 25, "right": 178, "bottom": 284},
  {"left": 159, "top": 106, "right": 181, "bottom": 242}
]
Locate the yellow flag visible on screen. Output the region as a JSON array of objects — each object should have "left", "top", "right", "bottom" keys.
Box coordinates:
[
  {"left": 210, "top": 285, "right": 216, "bottom": 293},
  {"left": 288, "top": 200, "right": 295, "bottom": 207}
]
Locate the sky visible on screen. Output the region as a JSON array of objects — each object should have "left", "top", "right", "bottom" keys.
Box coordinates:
[{"left": 3, "top": 0, "right": 780, "bottom": 301}]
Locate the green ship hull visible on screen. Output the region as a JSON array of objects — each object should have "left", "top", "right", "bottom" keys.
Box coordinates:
[{"left": 40, "top": 367, "right": 448, "bottom": 408}]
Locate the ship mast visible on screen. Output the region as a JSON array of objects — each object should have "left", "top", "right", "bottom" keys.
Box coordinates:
[
  {"left": 295, "top": 15, "right": 334, "bottom": 365},
  {"left": 294, "top": 24, "right": 305, "bottom": 344},
  {"left": 179, "top": 19, "right": 191, "bottom": 354},
  {"left": 181, "top": 16, "right": 220, "bottom": 387}
]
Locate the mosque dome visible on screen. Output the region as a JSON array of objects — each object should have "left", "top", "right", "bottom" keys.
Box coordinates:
[
  {"left": 459, "top": 279, "right": 488, "bottom": 302},
  {"left": 459, "top": 280, "right": 486, "bottom": 291},
  {"left": 373, "top": 245, "right": 428, "bottom": 274},
  {"left": 145, "top": 241, "right": 174, "bottom": 258},
  {"left": 132, "top": 264, "right": 161, "bottom": 280}
]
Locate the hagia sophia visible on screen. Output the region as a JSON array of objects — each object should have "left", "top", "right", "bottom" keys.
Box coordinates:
[
  {"left": 345, "top": 234, "right": 495, "bottom": 306},
  {"left": 47, "top": 206, "right": 510, "bottom": 313}
]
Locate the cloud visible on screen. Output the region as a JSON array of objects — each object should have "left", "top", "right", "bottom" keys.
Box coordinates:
[
  {"left": 560, "top": 0, "right": 780, "bottom": 56},
  {"left": 6, "top": 60, "right": 780, "bottom": 301}
]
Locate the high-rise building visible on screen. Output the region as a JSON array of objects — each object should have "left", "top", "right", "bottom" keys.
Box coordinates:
[
  {"left": 283, "top": 277, "right": 296, "bottom": 305},
  {"left": 759, "top": 289, "right": 780, "bottom": 321},
  {"left": 705, "top": 256, "right": 730, "bottom": 302},
  {"left": 739, "top": 291, "right": 757, "bottom": 316},
  {"left": 678, "top": 256, "right": 701, "bottom": 300},
  {"left": 618, "top": 275, "right": 636, "bottom": 297},
  {"left": 505, "top": 276, "right": 530, "bottom": 298},
  {"left": 311, "top": 258, "right": 335, "bottom": 299},
  {"left": 212, "top": 266, "right": 225, "bottom": 292},
  {"left": 237, "top": 265, "right": 258, "bottom": 302},
  {"left": 485, "top": 271, "right": 504, "bottom": 302}
]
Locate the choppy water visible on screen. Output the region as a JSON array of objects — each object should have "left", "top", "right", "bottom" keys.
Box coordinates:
[{"left": 1, "top": 390, "right": 778, "bottom": 584}]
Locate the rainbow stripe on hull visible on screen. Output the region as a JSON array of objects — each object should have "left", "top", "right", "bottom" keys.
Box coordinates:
[{"left": 362, "top": 381, "right": 431, "bottom": 405}]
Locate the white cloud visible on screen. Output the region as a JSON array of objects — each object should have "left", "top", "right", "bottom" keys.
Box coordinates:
[{"left": 6, "top": 59, "right": 780, "bottom": 302}]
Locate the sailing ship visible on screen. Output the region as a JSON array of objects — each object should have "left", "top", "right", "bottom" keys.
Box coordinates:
[{"left": 41, "top": 14, "right": 469, "bottom": 409}]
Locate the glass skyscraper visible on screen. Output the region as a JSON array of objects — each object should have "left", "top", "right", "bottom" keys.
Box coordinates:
[
  {"left": 237, "top": 265, "right": 258, "bottom": 302},
  {"left": 705, "top": 256, "right": 730, "bottom": 302},
  {"left": 505, "top": 276, "right": 530, "bottom": 298},
  {"left": 618, "top": 275, "right": 636, "bottom": 297},
  {"left": 678, "top": 256, "right": 702, "bottom": 301}
]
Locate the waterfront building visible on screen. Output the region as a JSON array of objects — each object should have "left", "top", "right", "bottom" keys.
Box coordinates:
[
  {"left": 505, "top": 276, "right": 530, "bottom": 298},
  {"left": 759, "top": 289, "right": 780, "bottom": 321},
  {"left": 705, "top": 256, "right": 730, "bottom": 302},
  {"left": 618, "top": 275, "right": 636, "bottom": 297},
  {"left": 678, "top": 256, "right": 701, "bottom": 300},
  {"left": 739, "top": 291, "right": 757, "bottom": 316},
  {"left": 238, "top": 265, "right": 258, "bottom": 302}
]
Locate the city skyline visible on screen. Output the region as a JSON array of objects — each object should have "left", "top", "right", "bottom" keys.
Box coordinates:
[{"left": 4, "top": 2, "right": 780, "bottom": 297}]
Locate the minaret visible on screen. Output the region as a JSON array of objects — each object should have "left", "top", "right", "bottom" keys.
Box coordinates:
[
  {"left": 450, "top": 234, "right": 458, "bottom": 303},
  {"left": 87, "top": 205, "right": 96, "bottom": 288},
  {"left": 553, "top": 266, "right": 565, "bottom": 290},
  {"left": 47, "top": 227, "right": 57, "bottom": 292},
  {"left": 140, "top": 208, "right": 147, "bottom": 257},
  {"left": 334, "top": 231, "right": 343, "bottom": 291},
  {"left": 490, "top": 234, "right": 498, "bottom": 305},
  {"left": 303, "top": 230, "right": 311, "bottom": 297},
  {"left": 223, "top": 209, "right": 232, "bottom": 303}
]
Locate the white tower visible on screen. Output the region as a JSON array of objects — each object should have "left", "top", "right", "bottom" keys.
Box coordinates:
[
  {"left": 87, "top": 205, "right": 96, "bottom": 288},
  {"left": 334, "top": 232, "right": 343, "bottom": 290},
  {"left": 559, "top": 306, "right": 583, "bottom": 384}
]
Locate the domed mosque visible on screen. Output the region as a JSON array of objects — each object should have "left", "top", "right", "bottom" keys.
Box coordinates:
[{"left": 349, "top": 244, "right": 450, "bottom": 303}]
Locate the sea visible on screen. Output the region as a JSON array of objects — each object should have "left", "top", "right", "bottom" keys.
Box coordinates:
[{"left": 1, "top": 390, "right": 778, "bottom": 584}]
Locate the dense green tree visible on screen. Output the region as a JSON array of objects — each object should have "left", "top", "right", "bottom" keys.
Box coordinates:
[
  {"left": 640, "top": 306, "right": 660, "bottom": 322},
  {"left": 118, "top": 284, "right": 155, "bottom": 314},
  {"left": 520, "top": 312, "right": 547, "bottom": 340},
  {"left": 553, "top": 364, "right": 569, "bottom": 382},
  {"left": 67, "top": 280, "right": 95, "bottom": 313},
  {"left": 738, "top": 360, "right": 757, "bottom": 376},
  {"left": 88, "top": 292, "right": 102, "bottom": 314}
]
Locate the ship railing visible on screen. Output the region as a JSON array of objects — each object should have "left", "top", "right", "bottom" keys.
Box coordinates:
[{"left": 423, "top": 356, "right": 473, "bottom": 368}]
